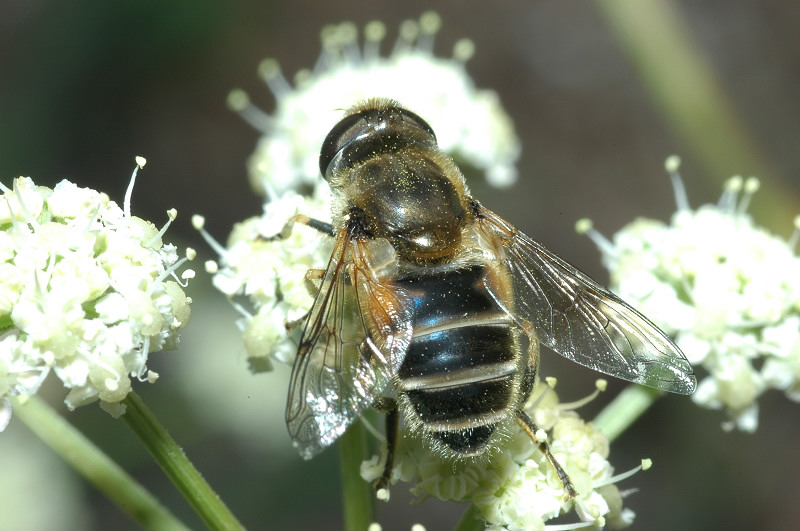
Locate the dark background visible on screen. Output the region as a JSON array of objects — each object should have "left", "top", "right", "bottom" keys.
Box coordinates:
[{"left": 1, "top": 1, "right": 799, "bottom": 530}]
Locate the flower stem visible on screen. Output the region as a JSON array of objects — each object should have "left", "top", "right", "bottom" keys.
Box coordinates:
[
  {"left": 339, "top": 420, "right": 374, "bottom": 531},
  {"left": 121, "top": 391, "right": 244, "bottom": 530},
  {"left": 454, "top": 504, "right": 485, "bottom": 531},
  {"left": 11, "top": 395, "right": 189, "bottom": 530},
  {"left": 596, "top": 0, "right": 799, "bottom": 227},
  {"left": 592, "top": 384, "right": 662, "bottom": 442}
]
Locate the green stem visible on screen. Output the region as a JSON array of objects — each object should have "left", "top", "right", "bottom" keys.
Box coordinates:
[
  {"left": 339, "top": 420, "right": 374, "bottom": 531},
  {"left": 592, "top": 384, "right": 662, "bottom": 442},
  {"left": 11, "top": 395, "right": 189, "bottom": 531},
  {"left": 595, "top": 0, "right": 799, "bottom": 229},
  {"left": 454, "top": 504, "right": 485, "bottom": 531},
  {"left": 121, "top": 391, "right": 244, "bottom": 531}
]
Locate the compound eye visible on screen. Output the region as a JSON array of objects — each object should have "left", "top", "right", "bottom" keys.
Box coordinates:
[
  {"left": 396, "top": 107, "right": 436, "bottom": 142},
  {"left": 319, "top": 112, "right": 368, "bottom": 178}
]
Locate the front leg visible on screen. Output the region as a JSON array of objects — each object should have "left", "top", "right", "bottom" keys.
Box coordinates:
[
  {"left": 283, "top": 268, "right": 326, "bottom": 332},
  {"left": 267, "top": 213, "right": 335, "bottom": 240},
  {"left": 269, "top": 214, "right": 334, "bottom": 331}
]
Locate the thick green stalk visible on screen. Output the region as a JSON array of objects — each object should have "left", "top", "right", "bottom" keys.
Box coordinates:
[
  {"left": 121, "top": 391, "right": 244, "bottom": 531},
  {"left": 339, "top": 421, "right": 374, "bottom": 531},
  {"left": 592, "top": 384, "right": 662, "bottom": 442},
  {"left": 11, "top": 395, "right": 188, "bottom": 530}
]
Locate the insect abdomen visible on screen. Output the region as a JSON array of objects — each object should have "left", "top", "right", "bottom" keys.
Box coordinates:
[{"left": 394, "top": 263, "right": 522, "bottom": 455}]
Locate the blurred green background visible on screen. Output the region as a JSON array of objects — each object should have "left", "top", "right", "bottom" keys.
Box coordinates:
[{"left": 1, "top": 1, "right": 799, "bottom": 529}]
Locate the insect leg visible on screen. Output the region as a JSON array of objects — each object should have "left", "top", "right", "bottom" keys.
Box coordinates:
[
  {"left": 271, "top": 215, "right": 334, "bottom": 331},
  {"left": 287, "top": 214, "right": 335, "bottom": 238},
  {"left": 371, "top": 396, "right": 399, "bottom": 492},
  {"left": 514, "top": 318, "right": 577, "bottom": 497},
  {"left": 262, "top": 213, "right": 336, "bottom": 242},
  {"left": 280, "top": 269, "right": 328, "bottom": 333},
  {"left": 515, "top": 409, "right": 577, "bottom": 500}
]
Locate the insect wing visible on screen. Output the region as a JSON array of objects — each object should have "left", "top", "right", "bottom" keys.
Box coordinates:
[
  {"left": 475, "top": 207, "right": 696, "bottom": 395},
  {"left": 286, "top": 231, "right": 413, "bottom": 459}
]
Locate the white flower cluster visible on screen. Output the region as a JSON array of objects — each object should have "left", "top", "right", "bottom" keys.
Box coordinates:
[
  {"left": 0, "top": 160, "right": 193, "bottom": 427},
  {"left": 229, "top": 11, "right": 520, "bottom": 195},
  {"left": 196, "top": 184, "right": 332, "bottom": 370},
  {"left": 581, "top": 157, "right": 800, "bottom": 431},
  {"left": 362, "top": 381, "right": 637, "bottom": 530}
]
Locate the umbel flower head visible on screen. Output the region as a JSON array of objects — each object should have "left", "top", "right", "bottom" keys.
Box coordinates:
[
  {"left": 229, "top": 11, "right": 520, "bottom": 196},
  {"left": 204, "top": 13, "right": 520, "bottom": 370},
  {"left": 361, "top": 379, "right": 640, "bottom": 530},
  {"left": 194, "top": 185, "right": 331, "bottom": 370},
  {"left": 579, "top": 156, "right": 800, "bottom": 432},
  {"left": 0, "top": 158, "right": 194, "bottom": 428}
]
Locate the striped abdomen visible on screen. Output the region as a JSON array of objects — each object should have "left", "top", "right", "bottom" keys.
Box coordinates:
[{"left": 394, "top": 262, "right": 525, "bottom": 455}]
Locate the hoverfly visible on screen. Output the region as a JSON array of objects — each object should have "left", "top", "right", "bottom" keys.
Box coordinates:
[{"left": 285, "top": 98, "right": 696, "bottom": 497}]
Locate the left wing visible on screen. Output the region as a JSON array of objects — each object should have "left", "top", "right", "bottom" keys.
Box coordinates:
[
  {"left": 473, "top": 203, "right": 696, "bottom": 395},
  {"left": 286, "top": 230, "right": 413, "bottom": 459}
]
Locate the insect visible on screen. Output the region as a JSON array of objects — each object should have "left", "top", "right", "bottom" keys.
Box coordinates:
[{"left": 285, "top": 98, "right": 696, "bottom": 498}]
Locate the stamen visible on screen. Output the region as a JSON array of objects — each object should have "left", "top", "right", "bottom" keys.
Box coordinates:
[
  {"left": 146, "top": 208, "right": 177, "bottom": 248},
  {"left": 393, "top": 19, "right": 419, "bottom": 56},
  {"left": 142, "top": 337, "right": 151, "bottom": 363},
  {"left": 205, "top": 260, "right": 219, "bottom": 274},
  {"left": 558, "top": 379, "right": 605, "bottom": 410},
  {"left": 363, "top": 21, "right": 386, "bottom": 63},
  {"left": 337, "top": 22, "right": 361, "bottom": 64},
  {"left": 736, "top": 176, "right": 760, "bottom": 217},
  {"left": 574, "top": 494, "right": 607, "bottom": 523},
  {"left": 227, "top": 89, "right": 274, "bottom": 133},
  {"left": 262, "top": 179, "right": 279, "bottom": 204},
  {"left": 575, "top": 218, "right": 617, "bottom": 259},
  {"left": 544, "top": 521, "right": 596, "bottom": 530},
  {"left": 293, "top": 69, "right": 311, "bottom": 87},
  {"left": 180, "top": 268, "right": 196, "bottom": 283},
  {"left": 124, "top": 157, "right": 146, "bottom": 219},
  {"left": 452, "top": 38, "right": 475, "bottom": 63},
  {"left": 593, "top": 458, "right": 650, "bottom": 488},
  {"left": 718, "top": 175, "right": 743, "bottom": 212},
  {"left": 416, "top": 11, "right": 441, "bottom": 53},
  {"left": 192, "top": 214, "right": 229, "bottom": 257},
  {"left": 83, "top": 201, "right": 103, "bottom": 233},
  {"left": 314, "top": 24, "right": 340, "bottom": 74},
  {"left": 527, "top": 378, "right": 553, "bottom": 409},
  {"left": 231, "top": 300, "right": 253, "bottom": 321},
  {"left": 665, "top": 155, "right": 689, "bottom": 211},
  {"left": 156, "top": 247, "right": 195, "bottom": 286},
  {"left": 34, "top": 258, "right": 55, "bottom": 305},
  {"left": 258, "top": 58, "right": 292, "bottom": 100}
]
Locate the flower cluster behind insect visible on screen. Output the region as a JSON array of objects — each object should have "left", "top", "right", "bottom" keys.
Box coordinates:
[{"left": 579, "top": 156, "right": 800, "bottom": 432}]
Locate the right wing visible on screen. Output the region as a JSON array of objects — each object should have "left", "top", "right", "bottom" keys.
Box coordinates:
[{"left": 474, "top": 204, "right": 696, "bottom": 395}]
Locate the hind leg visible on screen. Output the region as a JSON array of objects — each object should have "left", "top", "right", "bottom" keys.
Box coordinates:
[{"left": 517, "top": 319, "right": 577, "bottom": 500}]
